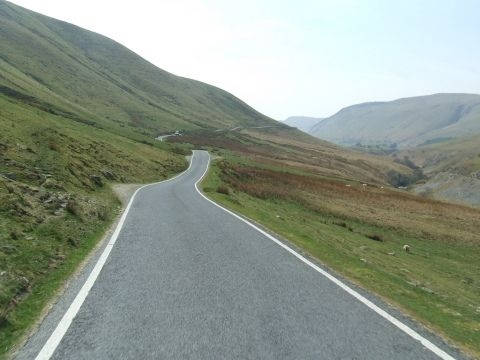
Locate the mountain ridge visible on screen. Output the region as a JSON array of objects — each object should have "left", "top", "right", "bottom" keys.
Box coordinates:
[
  {"left": 283, "top": 116, "right": 324, "bottom": 133},
  {"left": 309, "top": 93, "right": 480, "bottom": 148}
]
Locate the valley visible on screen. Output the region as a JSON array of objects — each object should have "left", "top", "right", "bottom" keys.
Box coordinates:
[
  {"left": 291, "top": 94, "right": 480, "bottom": 207},
  {"left": 1, "top": 0, "right": 479, "bottom": 359}
]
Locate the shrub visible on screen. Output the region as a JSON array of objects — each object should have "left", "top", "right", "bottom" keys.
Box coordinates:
[
  {"left": 48, "top": 141, "right": 59, "bottom": 151},
  {"left": 387, "top": 169, "right": 423, "bottom": 187},
  {"left": 66, "top": 199, "right": 80, "bottom": 216},
  {"left": 169, "top": 146, "right": 190, "bottom": 156},
  {"left": 67, "top": 237, "right": 78, "bottom": 247},
  {"left": 216, "top": 185, "right": 230, "bottom": 195},
  {"left": 366, "top": 234, "right": 384, "bottom": 242},
  {"left": 96, "top": 206, "right": 108, "bottom": 221}
]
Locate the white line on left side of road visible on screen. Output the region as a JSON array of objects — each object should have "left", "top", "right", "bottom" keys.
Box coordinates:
[
  {"left": 194, "top": 152, "right": 456, "bottom": 360},
  {"left": 34, "top": 154, "right": 195, "bottom": 360}
]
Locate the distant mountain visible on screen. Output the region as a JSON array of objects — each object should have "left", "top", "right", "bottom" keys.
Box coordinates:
[
  {"left": 310, "top": 94, "right": 480, "bottom": 148},
  {"left": 284, "top": 116, "right": 323, "bottom": 133}
]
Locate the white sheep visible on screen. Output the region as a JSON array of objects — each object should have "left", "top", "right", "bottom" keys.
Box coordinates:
[{"left": 403, "top": 244, "right": 411, "bottom": 253}]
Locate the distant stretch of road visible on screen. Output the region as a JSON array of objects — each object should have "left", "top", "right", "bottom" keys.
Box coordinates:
[
  {"left": 17, "top": 150, "right": 461, "bottom": 359},
  {"left": 214, "top": 125, "right": 284, "bottom": 132},
  {"left": 155, "top": 134, "right": 175, "bottom": 141}
]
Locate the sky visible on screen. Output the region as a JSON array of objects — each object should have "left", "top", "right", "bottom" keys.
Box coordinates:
[{"left": 9, "top": 0, "right": 480, "bottom": 120}]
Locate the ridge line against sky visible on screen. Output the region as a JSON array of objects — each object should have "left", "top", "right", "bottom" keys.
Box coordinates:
[{"left": 7, "top": 0, "right": 480, "bottom": 120}]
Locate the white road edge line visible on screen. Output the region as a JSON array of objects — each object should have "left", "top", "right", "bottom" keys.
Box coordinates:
[
  {"left": 34, "top": 153, "right": 196, "bottom": 360},
  {"left": 194, "top": 151, "right": 456, "bottom": 360}
]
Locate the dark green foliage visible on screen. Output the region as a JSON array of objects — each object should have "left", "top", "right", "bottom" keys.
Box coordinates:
[
  {"left": 216, "top": 185, "right": 230, "bottom": 195},
  {"left": 387, "top": 168, "right": 424, "bottom": 187},
  {"left": 65, "top": 199, "right": 80, "bottom": 216},
  {"left": 366, "top": 234, "right": 384, "bottom": 242}
]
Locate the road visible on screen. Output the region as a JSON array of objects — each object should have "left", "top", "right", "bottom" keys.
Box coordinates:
[
  {"left": 155, "top": 134, "right": 175, "bottom": 141},
  {"left": 214, "top": 125, "right": 285, "bottom": 132},
  {"left": 17, "top": 150, "right": 461, "bottom": 360}
]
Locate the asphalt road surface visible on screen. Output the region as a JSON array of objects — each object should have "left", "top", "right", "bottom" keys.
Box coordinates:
[{"left": 17, "top": 150, "right": 462, "bottom": 360}]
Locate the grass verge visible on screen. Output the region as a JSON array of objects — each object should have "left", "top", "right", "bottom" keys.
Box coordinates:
[{"left": 0, "top": 189, "right": 118, "bottom": 358}]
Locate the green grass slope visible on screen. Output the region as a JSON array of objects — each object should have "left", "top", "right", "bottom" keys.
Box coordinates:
[
  {"left": 310, "top": 93, "right": 480, "bottom": 148},
  {"left": 0, "top": 0, "right": 277, "bottom": 142}
]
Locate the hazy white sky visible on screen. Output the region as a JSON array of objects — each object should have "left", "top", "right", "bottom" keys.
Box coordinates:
[{"left": 9, "top": 0, "right": 480, "bottom": 119}]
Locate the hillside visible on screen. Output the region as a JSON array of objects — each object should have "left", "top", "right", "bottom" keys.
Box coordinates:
[
  {"left": 398, "top": 135, "right": 480, "bottom": 206},
  {"left": 0, "top": 0, "right": 283, "bottom": 353},
  {"left": 310, "top": 93, "right": 480, "bottom": 148},
  {"left": 0, "top": 0, "right": 278, "bottom": 142},
  {"left": 283, "top": 116, "right": 323, "bottom": 133},
  {"left": 171, "top": 127, "right": 415, "bottom": 186}
]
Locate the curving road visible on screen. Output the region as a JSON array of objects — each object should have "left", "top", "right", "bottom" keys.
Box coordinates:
[{"left": 16, "top": 150, "right": 461, "bottom": 360}]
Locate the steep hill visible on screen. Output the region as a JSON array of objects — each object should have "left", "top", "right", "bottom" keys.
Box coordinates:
[
  {"left": 0, "top": 0, "right": 277, "bottom": 142},
  {"left": 283, "top": 116, "right": 323, "bottom": 133},
  {"left": 310, "top": 94, "right": 480, "bottom": 148}
]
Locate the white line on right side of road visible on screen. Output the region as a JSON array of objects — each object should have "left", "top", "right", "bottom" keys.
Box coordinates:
[
  {"left": 34, "top": 153, "right": 195, "bottom": 360},
  {"left": 194, "top": 151, "right": 456, "bottom": 360}
]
